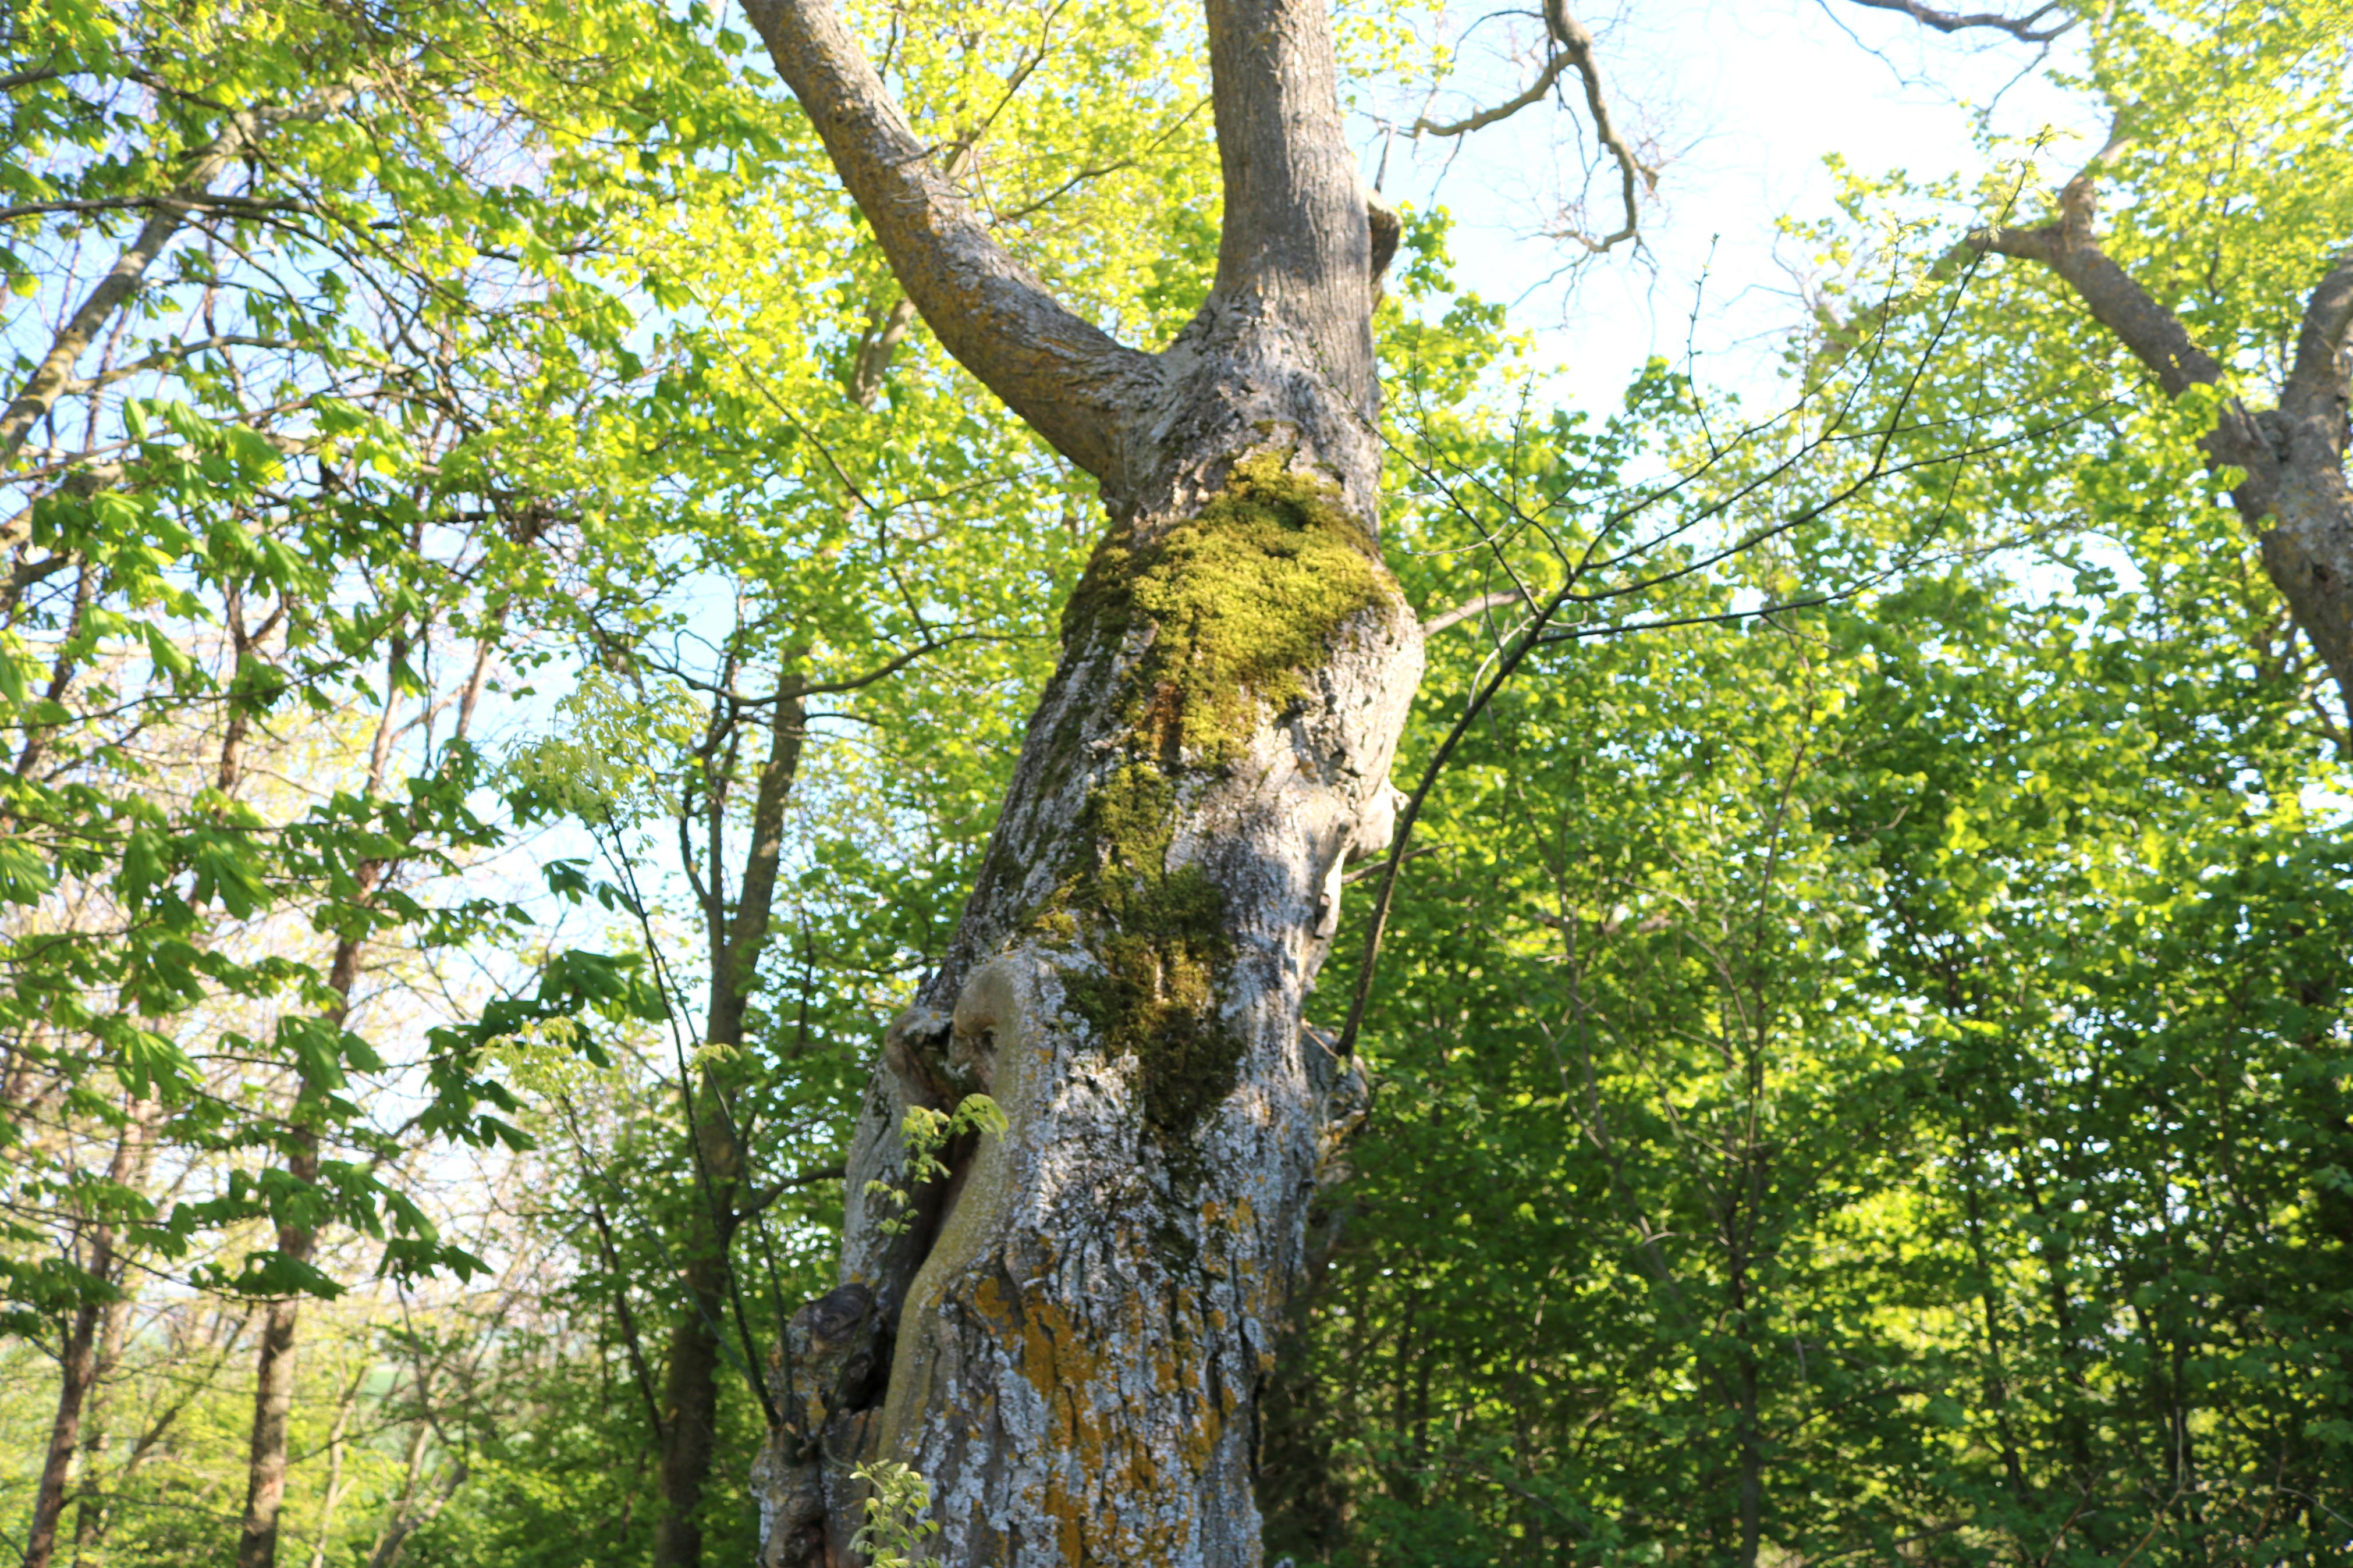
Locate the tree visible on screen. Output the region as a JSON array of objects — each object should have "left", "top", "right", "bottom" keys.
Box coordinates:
[
  {"left": 1, "top": 6, "right": 731, "bottom": 1563},
  {"left": 736, "top": 0, "right": 1427, "bottom": 1556},
  {"left": 1822, "top": 0, "right": 2353, "bottom": 714}
]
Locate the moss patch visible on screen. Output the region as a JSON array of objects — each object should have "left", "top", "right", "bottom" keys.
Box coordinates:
[
  {"left": 1040, "top": 451, "right": 1394, "bottom": 1143},
  {"left": 1061, "top": 451, "right": 1387, "bottom": 766},
  {"left": 1056, "top": 765, "right": 1239, "bottom": 1140}
]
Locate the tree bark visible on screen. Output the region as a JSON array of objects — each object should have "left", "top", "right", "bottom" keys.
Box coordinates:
[
  {"left": 744, "top": 1, "right": 1421, "bottom": 1560},
  {"left": 233, "top": 1098, "right": 325, "bottom": 1568},
  {"left": 24, "top": 1098, "right": 154, "bottom": 1568}
]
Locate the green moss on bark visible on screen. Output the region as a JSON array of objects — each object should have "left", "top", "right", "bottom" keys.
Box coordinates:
[
  {"left": 1061, "top": 451, "right": 1388, "bottom": 765},
  {"left": 1038, "top": 452, "right": 1396, "bottom": 1142},
  {"left": 1058, "top": 765, "right": 1238, "bottom": 1139}
]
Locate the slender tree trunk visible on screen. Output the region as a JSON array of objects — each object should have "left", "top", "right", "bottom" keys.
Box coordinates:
[
  {"left": 26, "top": 1297, "right": 103, "bottom": 1568},
  {"left": 747, "top": 3, "right": 1420, "bottom": 1559},
  {"left": 302, "top": 1360, "right": 369, "bottom": 1568},
  {"left": 236, "top": 616, "right": 416, "bottom": 1568},
  {"left": 235, "top": 1129, "right": 322, "bottom": 1568},
  {"left": 67, "top": 1303, "right": 123, "bottom": 1568},
  {"left": 656, "top": 680, "right": 808, "bottom": 1568},
  {"left": 26, "top": 1099, "right": 154, "bottom": 1568}
]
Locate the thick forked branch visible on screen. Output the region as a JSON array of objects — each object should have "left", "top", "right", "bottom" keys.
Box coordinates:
[
  {"left": 1412, "top": 0, "right": 1655, "bottom": 254},
  {"left": 2283, "top": 252, "right": 2353, "bottom": 431},
  {"left": 1964, "top": 152, "right": 2260, "bottom": 481},
  {"left": 740, "top": 0, "right": 1159, "bottom": 482},
  {"left": 1840, "top": 0, "right": 2075, "bottom": 42}
]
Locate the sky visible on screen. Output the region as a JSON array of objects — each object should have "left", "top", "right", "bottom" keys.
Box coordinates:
[{"left": 1359, "top": 0, "right": 2103, "bottom": 406}]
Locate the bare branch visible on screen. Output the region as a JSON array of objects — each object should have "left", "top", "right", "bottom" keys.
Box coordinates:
[
  {"left": 1543, "top": 0, "right": 1656, "bottom": 254},
  {"left": 740, "top": 0, "right": 1160, "bottom": 482},
  {"left": 1412, "top": 1, "right": 1656, "bottom": 254},
  {"left": 1423, "top": 587, "right": 1528, "bottom": 635},
  {"left": 1414, "top": 52, "right": 1574, "bottom": 138},
  {"left": 1839, "top": 0, "right": 2075, "bottom": 43}
]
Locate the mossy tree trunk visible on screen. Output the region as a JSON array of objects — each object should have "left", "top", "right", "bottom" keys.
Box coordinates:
[{"left": 743, "top": 0, "right": 1422, "bottom": 1561}]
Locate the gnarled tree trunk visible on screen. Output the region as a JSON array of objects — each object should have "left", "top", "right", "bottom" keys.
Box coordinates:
[{"left": 742, "top": 0, "right": 1421, "bottom": 1560}]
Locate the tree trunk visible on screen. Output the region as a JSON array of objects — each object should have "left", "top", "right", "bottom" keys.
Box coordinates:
[
  {"left": 656, "top": 681, "right": 808, "bottom": 1568},
  {"left": 26, "top": 1098, "right": 154, "bottom": 1568},
  {"left": 235, "top": 1126, "right": 321, "bottom": 1568},
  {"left": 236, "top": 610, "right": 433, "bottom": 1568},
  {"left": 746, "top": 4, "right": 1421, "bottom": 1560}
]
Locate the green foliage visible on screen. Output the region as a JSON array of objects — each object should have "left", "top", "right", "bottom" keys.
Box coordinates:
[
  {"left": 1257, "top": 88, "right": 2353, "bottom": 1556},
  {"left": 4, "top": 0, "right": 2348, "bottom": 1564},
  {"left": 867, "top": 1093, "right": 1009, "bottom": 1236},
  {"left": 849, "top": 1459, "right": 942, "bottom": 1567}
]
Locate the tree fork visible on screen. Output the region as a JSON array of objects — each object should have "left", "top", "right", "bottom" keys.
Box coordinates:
[
  {"left": 743, "top": 0, "right": 1424, "bottom": 1559},
  {"left": 1969, "top": 161, "right": 2353, "bottom": 709}
]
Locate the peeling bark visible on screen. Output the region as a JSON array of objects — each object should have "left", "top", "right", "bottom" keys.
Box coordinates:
[{"left": 746, "top": 0, "right": 1424, "bottom": 1560}]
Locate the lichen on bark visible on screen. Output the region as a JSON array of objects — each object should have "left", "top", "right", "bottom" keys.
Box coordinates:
[{"left": 1034, "top": 450, "right": 1394, "bottom": 1140}]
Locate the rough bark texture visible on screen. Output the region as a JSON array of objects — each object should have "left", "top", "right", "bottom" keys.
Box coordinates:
[
  {"left": 1972, "top": 176, "right": 2353, "bottom": 705},
  {"left": 743, "top": 0, "right": 1423, "bottom": 1561}
]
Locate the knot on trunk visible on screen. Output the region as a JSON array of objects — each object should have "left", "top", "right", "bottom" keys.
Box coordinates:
[{"left": 757, "top": 1282, "right": 891, "bottom": 1568}]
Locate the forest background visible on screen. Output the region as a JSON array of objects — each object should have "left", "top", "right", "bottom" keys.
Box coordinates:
[{"left": 1, "top": 0, "right": 2348, "bottom": 1564}]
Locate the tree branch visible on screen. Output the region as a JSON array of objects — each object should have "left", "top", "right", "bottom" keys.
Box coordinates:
[
  {"left": 1202, "top": 0, "right": 1382, "bottom": 404},
  {"left": 1423, "top": 587, "right": 1527, "bottom": 635},
  {"left": 1414, "top": 51, "right": 1573, "bottom": 137},
  {"left": 1411, "top": 1, "right": 1656, "bottom": 254},
  {"left": 1839, "top": 0, "right": 2074, "bottom": 42},
  {"left": 741, "top": 0, "right": 1160, "bottom": 482},
  {"left": 1962, "top": 143, "right": 2272, "bottom": 494},
  {"left": 1, "top": 86, "right": 359, "bottom": 464},
  {"left": 0, "top": 112, "right": 262, "bottom": 461},
  {"left": 2281, "top": 250, "right": 2353, "bottom": 432},
  {"left": 1543, "top": 0, "right": 1655, "bottom": 254}
]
